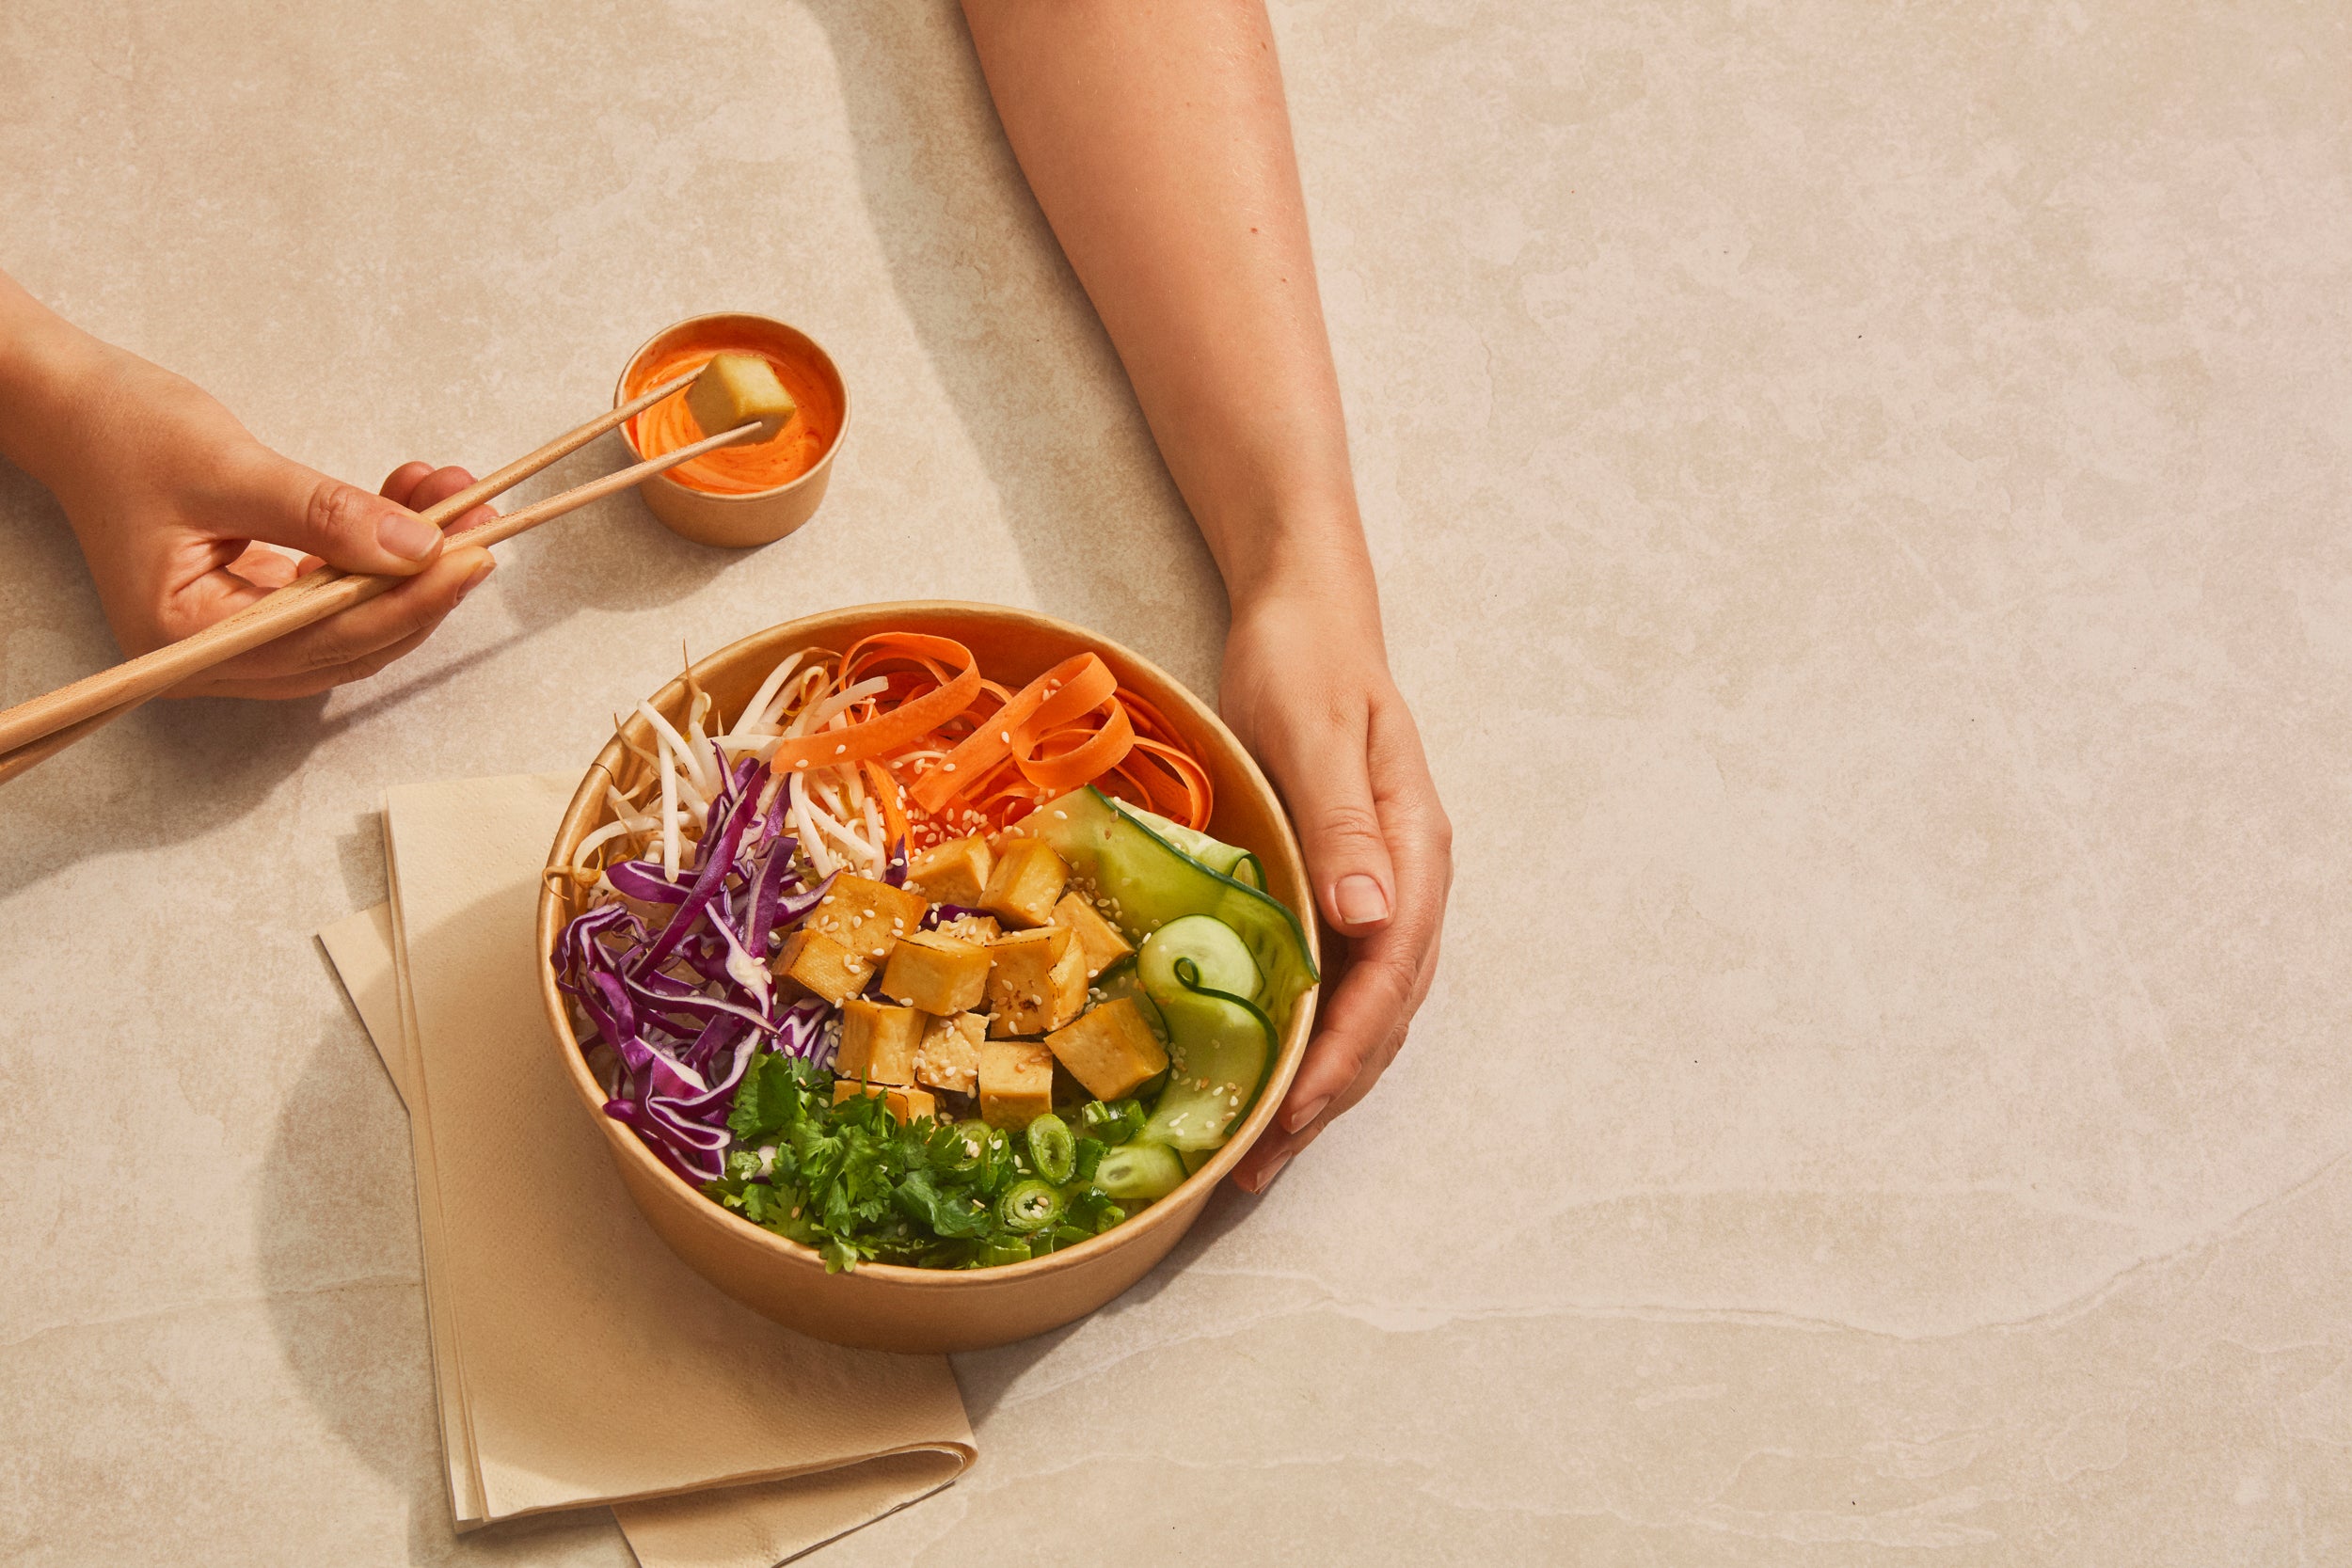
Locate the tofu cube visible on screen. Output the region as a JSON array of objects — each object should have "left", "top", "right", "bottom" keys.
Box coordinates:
[
  {"left": 1051, "top": 892, "right": 1134, "bottom": 979},
  {"left": 834, "top": 997, "right": 926, "bottom": 1085},
  {"left": 937, "top": 911, "right": 1001, "bottom": 945},
  {"left": 771, "top": 927, "right": 868, "bottom": 1006},
  {"left": 908, "top": 835, "right": 993, "bottom": 907},
  {"left": 980, "top": 836, "right": 1068, "bottom": 928},
  {"left": 880, "top": 928, "right": 991, "bottom": 1015},
  {"left": 806, "top": 875, "right": 930, "bottom": 970},
  {"left": 915, "top": 1012, "right": 985, "bottom": 1095},
  {"left": 977, "top": 1037, "right": 1056, "bottom": 1129},
  {"left": 832, "top": 1079, "right": 939, "bottom": 1124},
  {"left": 1044, "top": 998, "right": 1170, "bottom": 1101},
  {"left": 686, "top": 351, "right": 797, "bottom": 441},
  {"left": 985, "top": 926, "right": 1089, "bottom": 1037}
]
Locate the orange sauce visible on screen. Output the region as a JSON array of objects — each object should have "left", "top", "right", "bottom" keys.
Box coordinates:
[{"left": 628, "top": 343, "right": 841, "bottom": 495}]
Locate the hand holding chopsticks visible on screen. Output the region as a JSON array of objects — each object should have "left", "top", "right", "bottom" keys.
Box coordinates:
[{"left": 0, "top": 372, "right": 757, "bottom": 785}]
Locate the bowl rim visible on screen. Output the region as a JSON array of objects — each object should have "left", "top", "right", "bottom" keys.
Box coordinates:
[
  {"left": 535, "top": 600, "right": 1321, "bottom": 1291},
  {"left": 613, "top": 310, "right": 851, "bottom": 505}
]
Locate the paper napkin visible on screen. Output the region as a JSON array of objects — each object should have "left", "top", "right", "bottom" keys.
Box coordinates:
[{"left": 319, "top": 770, "right": 974, "bottom": 1566}]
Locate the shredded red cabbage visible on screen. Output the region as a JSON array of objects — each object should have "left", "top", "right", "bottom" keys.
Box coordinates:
[{"left": 556, "top": 752, "right": 839, "bottom": 1182}]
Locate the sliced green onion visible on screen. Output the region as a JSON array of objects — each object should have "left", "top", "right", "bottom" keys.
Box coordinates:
[
  {"left": 936, "top": 1119, "right": 989, "bottom": 1175},
  {"left": 1025, "top": 1114, "right": 1076, "bottom": 1184},
  {"left": 977, "top": 1236, "right": 1032, "bottom": 1267},
  {"left": 979, "top": 1127, "right": 1018, "bottom": 1195},
  {"left": 1080, "top": 1098, "right": 1146, "bottom": 1143},
  {"left": 999, "top": 1179, "right": 1065, "bottom": 1233}
]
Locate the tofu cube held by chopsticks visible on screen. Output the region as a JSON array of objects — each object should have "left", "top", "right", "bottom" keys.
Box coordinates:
[{"left": 687, "top": 351, "right": 798, "bottom": 442}]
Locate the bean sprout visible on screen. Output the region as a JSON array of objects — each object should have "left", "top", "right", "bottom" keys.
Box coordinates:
[
  {"left": 659, "top": 740, "right": 680, "bottom": 880},
  {"left": 730, "top": 651, "right": 806, "bottom": 741}
]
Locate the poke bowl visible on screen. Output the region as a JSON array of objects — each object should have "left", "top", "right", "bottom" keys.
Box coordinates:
[{"left": 535, "top": 602, "right": 1320, "bottom": 1353}]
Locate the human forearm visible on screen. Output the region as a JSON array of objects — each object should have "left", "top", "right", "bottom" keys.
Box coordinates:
[
  {"left": 964, "top": 3, "right": 1452, "bottom": 1194},
  {"left": 0, "top": 270, "right": 113, "bottom": 499},
  {"left": 960, "top": 0, "right": 1376, "bottom": 618}
]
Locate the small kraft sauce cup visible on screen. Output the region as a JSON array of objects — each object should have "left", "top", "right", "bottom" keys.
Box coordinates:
[{"left": 615, "top": 312, "right": 849, "bottom": 548}]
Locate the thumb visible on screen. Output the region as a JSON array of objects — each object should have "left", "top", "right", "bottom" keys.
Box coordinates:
[
  {"left": 1275, "top": 717, "right": 1399, "bottom": 936},
  {"left": 226, "top": 450, "right": 445, "bottom": 576}
]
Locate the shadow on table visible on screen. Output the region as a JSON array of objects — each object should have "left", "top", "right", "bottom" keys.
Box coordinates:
[
  {"left": 798, "top": 0, "right": 1226, "bottom": 677},
  {"left": 256, "top": 997, "right": 630, "bottom": 1563},
  {"left": 0, "top": 463, "right": 330, "bottom": 901},
  {"left": 0, "top": 436, "right": 730, "bottom": 907},
  {"left": 950, "top": 1180, "right": 1262, "bottom": 1428}
]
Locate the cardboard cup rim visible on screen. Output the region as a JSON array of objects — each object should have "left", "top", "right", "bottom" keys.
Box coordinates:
[
  {"left": 536, "top": 601, "right": 1320, "bottom": 1299},
  {"left": 613, "top": 310, "right": 851, "bottom": 506}
]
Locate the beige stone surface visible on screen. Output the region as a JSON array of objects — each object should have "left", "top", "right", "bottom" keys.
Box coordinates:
[{"left": 4, "top": 1, "right": 2350, "bottom": 1562}]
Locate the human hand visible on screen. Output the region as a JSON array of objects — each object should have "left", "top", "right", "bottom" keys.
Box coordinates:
[
  {"left": 29, "top": 336, "right": 495, "bottom": 699},
  {"left": 1217, "top": 588, "right": 1453, "bottom": 1193}
]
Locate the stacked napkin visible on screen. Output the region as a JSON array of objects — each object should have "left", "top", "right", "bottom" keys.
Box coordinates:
[{"left": 318, "top": 771, "right": 974, "bottom": 1567}]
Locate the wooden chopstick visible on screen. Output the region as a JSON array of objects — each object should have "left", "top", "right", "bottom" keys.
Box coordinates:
[{"left": 0, "top": 375, "right": 755, "bottom": 785}]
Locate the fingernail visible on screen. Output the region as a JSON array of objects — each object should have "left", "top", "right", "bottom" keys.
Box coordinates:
[
  {"left": 458, "top": 558, "right": 496, "bottom": 598},
  {"left": 377, "top": 510, "right": 440, "bottom": 562},
  {"left": 1284, "top": 1096, "right": 1329, "bottom": 1135},
  {"left": 1334, "top": 874, "right": 1391, "bottom": 926},
  {"left": 1248, "top": 1150, "right": 1295, "bottom": 1193}
]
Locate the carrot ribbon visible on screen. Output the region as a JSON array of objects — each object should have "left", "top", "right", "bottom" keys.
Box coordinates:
[
  {"left": 765, "top": 633, "right": 980, "bottom": 775},
  {"left": 782, "top": 633, "right": 1216, "bottom": 833}
]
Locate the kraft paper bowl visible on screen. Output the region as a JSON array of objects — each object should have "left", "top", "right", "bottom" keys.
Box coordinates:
[
  {"left": 614, "top": 311, "right": 849, "bottom": 549},
  {"left": 537, "top": 602, "right": 1320, "bottom": 1353}
]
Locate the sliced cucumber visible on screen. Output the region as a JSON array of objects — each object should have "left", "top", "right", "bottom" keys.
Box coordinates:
[
  {"left": 1139, "top": 914, "right": 1260, "bottom": 1004},
  {"left": 1025, "top": 787, "right": 1315, "bottom": 1032},
  {"left": 1141, "top": 962, "right": 1276, "bottom": 1151},
  {"left": 1093, "top": 1140, "right": 1188, "bottom": 1201},
  {"left": 1179, "top": 1148, "right": 1215, "bottom": 1175},
  {"left": 1113, "top": 800, "right": 1264, "bottom": 889},
  {"left": 1089, "top": 957, "right": 1168, "bottom": 1044}
]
